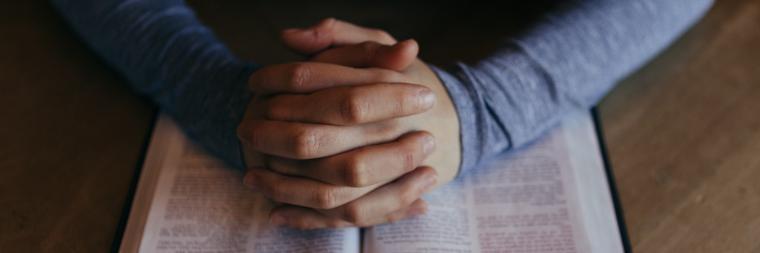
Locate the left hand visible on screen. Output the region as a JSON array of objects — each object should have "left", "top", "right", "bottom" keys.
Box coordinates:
[
  {"left": 276, "top": 19, "right": 461, "bottom": 185},
  {"left": 241, "top": 18, "right": 461, "bottom": 229}
]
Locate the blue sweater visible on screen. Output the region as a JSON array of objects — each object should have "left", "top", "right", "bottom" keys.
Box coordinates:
[{"left": 51, "top": 0, "right": 713, "bottom": 173}]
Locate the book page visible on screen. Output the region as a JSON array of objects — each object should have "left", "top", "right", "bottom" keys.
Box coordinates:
[
  {"left": 120, "top": 115, "right": 360, "bottom": 253},
  {"left": 363, "top": 111, "right": 623, "bottom": 253},
  {"left": 562, "top": 111, "right": 624, "bottom": 253}
]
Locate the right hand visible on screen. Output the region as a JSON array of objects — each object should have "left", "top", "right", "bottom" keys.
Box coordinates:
[{"left": 237, "top": 20, "right": 438, "bottom": 228}]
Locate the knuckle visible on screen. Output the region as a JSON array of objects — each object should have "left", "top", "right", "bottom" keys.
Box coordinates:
[
  {"left": 343, "top": 155, "right": 368, "bottom": 187},
  {"left": 401, "top": 149, "right": 416, "bottom": 172},
  {"left": 342, "top": 203, "right": 365, "bottom": 224},
  {"left": 314, "top": 187, "right": 338, "bottom": 209},
  {"left": 340, "top": 93, "right": 369, "bottom": 124},
  {"left": 286, "top": 63, "right": 312, "bottom": 90},
  {"left": 291, "top": 128, "right": 321, "bottom": 159},
  {"left": 398, "top": 183, "right": 419, "bottom": 206}
]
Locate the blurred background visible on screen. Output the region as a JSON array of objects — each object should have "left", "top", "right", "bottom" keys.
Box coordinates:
[{"left": 1, "top": 0, "right": 759, "bottom": 252}]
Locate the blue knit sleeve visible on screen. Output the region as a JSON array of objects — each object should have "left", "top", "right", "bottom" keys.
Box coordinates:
[
  {"left": 433, "top": 0, "right": 714, "bottom": 173},
  {"left": 51, "top": 0, "right": 257, "bottom": 169},
  {"left": 51, "top": 0, "right": 714, "bottom": 174}
]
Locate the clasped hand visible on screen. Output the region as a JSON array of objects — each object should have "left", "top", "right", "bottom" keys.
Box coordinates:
[{"left": 237, "top": 18, "right": 461, "bottom": 229}]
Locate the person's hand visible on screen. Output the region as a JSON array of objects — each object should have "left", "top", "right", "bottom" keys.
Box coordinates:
[
  {"left": 276, "top": 18, "right": 461, "bottom": 188},
  {"left": 237, "top": 18, "right": 461, "bottom": 228},
  {"left": 237, "top": 22, "right": 439, "bottom": 228}
]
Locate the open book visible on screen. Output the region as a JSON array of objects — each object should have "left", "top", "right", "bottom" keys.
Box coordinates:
[{"left": 118, "top": 111, "right": 627, "bottom": 253}]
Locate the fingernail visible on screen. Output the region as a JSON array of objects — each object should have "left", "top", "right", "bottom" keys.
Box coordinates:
[
  {"left": 243, "top": 173, "right": 256, "bottom": 190},
  {"left": 417, "top": 88, "right": 436, "bottom": 108},
  {"left": 270, "top": 213, "right": 286, "bottom": 226},
  {"left": 422, "top": 134, "right": 436, "bottom": 155}
]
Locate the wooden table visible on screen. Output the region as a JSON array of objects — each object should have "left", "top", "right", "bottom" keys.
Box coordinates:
[{"left": 1, "top": 1, "right": 758, "bottom": 252}]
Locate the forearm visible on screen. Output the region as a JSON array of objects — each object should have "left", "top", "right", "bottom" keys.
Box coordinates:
[
  {"left": 436, "top": 0, "right": 714, "bottom": 173},
  {"left": 52, "top": 0, "right": 257, "bottom": 168}
]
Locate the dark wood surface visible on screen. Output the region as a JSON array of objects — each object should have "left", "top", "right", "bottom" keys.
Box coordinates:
[
  {"left": 598, "top": 1, "right": 760, "bottom": 252},
  {"left": 1, "top": 1, "right": 758, "bottom": 252}
]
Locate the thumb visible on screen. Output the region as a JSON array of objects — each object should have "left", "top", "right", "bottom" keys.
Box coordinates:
[
  {"left": 309, "top": 39, "right": 419, "bottom": 71},
  {"left": 281, "top": 18, "right": 397, "bottom": 55}
]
